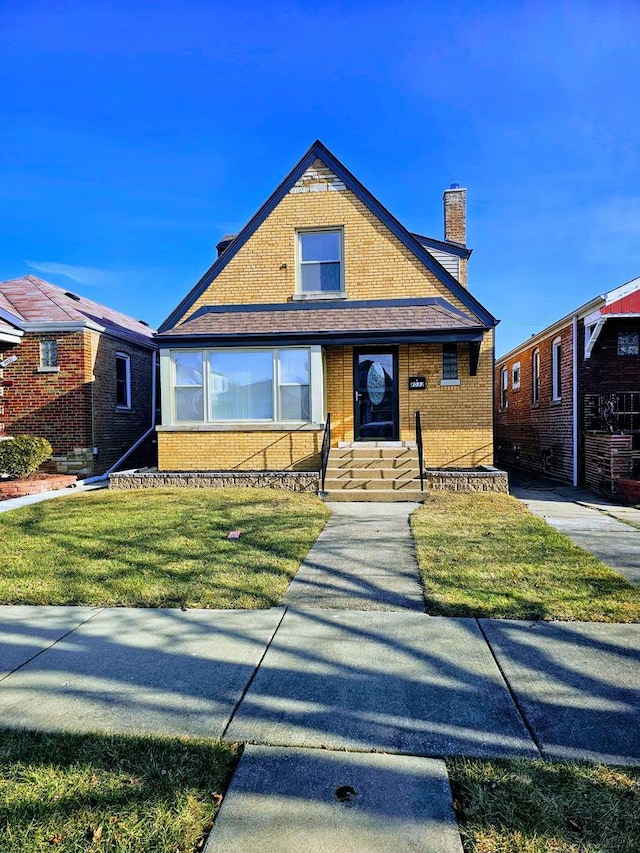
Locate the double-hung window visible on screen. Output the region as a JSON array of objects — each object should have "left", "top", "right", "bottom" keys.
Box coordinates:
[
  {"left": 552, "top": 337, "right": 562, "bottom": 401},
  {"left": 501, "top": 367, "right": 508, "bottom": 408},
  {"left": 298, "top": 229, "right": 343, "bottom": 294},
  {"left": 115, "top": 353, "right": 131, "bottom": 410},
  {"left": 172, "top": 348, "right": 313, "bottom": 424},
  {"left": 532, "top": 349, "right": 540, "bottom": 405},
  {"left": 512, "top": 362, "right": 520, "bottom": 390}
]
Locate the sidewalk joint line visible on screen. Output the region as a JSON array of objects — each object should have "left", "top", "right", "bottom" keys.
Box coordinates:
[
  {"left": 0, "top": 607, "right": 106, "bottom": 684},
  {"left": 221, "top": 606, "right": 289, "bottom": 740},
  {"left": 475, "top": 618, "right": 545, "bottom": 758}
]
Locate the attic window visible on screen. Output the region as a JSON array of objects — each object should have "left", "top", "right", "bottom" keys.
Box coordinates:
[{"left": 297, "top": 229, "right": 343, "bottom": 294}]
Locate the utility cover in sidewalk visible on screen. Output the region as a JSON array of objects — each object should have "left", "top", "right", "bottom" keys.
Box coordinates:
[{"left": 205, "top": 745, "right": 463, "bottom": 853}]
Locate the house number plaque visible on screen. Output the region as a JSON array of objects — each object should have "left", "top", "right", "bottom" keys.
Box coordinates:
[{"left": 409, "top": 376, "right": 426, "bottom": 390}]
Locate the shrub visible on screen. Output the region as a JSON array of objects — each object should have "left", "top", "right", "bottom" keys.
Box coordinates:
[{"left": 0, "top": 435, "right": 53, "bottom": 478}]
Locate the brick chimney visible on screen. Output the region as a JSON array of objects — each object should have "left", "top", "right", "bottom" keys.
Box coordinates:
[
  {"left": 443, "top": 184, "right": 466, "bottom": 245},
  {"left": 443, "top": 184, "right": 468, "bottom": 287}
]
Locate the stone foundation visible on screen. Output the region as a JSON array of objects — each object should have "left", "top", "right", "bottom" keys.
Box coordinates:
[
  {"left": 109, "top": 470, "right": 320, "bottom": 492},
  {"left": 425, "top": 466, "right": 509, "bottom": 493},
  {"left": 49, "top": 447, "right": 95, "bottom": 476}
]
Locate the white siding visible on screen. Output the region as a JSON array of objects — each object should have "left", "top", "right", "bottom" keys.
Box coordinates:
[{"left": 426, "top": 248, "right": 460, "bottom": 280}]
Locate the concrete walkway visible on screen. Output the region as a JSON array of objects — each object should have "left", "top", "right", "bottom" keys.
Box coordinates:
[
  {"left": 282, "top": 502, "right": 425, "bottom": 610},
  {"left": 511, "top": 479, "right": 640, "bottom": 586}
]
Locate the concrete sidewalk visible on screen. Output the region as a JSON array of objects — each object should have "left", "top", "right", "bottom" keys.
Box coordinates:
[
  {"left": 511, "top": 480, "right": 640, "bottom": 586},
  {"left": 1, "top": 605, "right": 637, "bottom": 848}
]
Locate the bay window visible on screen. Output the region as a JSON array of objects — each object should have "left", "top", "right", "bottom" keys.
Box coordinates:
[{"left": 170, "top": 347, "right": 316, "bottom": 424}]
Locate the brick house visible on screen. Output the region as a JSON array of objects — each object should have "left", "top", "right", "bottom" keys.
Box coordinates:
[
  {"left": 0, "top": 275, "right": 156, "bottom": 477},
  {"left": 154, "top": 141, "right": 498, "bottom": 499},
  {"left": 495, "top": 277, "right": 640, "bottom": 496}
]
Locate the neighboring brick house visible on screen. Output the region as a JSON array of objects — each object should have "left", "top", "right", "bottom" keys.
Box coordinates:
[
  {"left": 0, "top": 275, "right": 156, "bottom": 476},
  {"left": 155, "top": 140, "right": 498, "bottom": 499},
  {"left": 495, "top": 277, "right": 640, "bottom": 496}
]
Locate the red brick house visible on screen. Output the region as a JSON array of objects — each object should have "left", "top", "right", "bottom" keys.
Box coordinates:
[
  {"left": 495, "top": 277, "right": 640, "bottom": 496},
  {"left": 0, "top": 275, "right": 156, "bottom": 477}
]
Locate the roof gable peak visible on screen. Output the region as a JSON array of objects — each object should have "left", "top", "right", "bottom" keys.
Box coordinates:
[{"left": 158, "top": 141, "right": 496, "bottom": 332}]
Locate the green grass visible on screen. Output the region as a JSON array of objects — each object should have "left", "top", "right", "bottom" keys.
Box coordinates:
[
  {"left": 411, "top": 492, "right": 640, "bottom": 621},
  {"left": 0, "top": 488, "right": 330, "bottom": 608},
  {"left": 447, "top": 757, "right": 640, "bottom": 853},
  {"left": 0, "top": 729, "right": 239, "bottom": 853}
]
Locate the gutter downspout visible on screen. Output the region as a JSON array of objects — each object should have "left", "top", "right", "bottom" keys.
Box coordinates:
[
  {"left": 83, "top": 350, "right": 157, "bottom": 485},
  {"left": 572, "top": 314, "right": 578, "bottom": 487}
]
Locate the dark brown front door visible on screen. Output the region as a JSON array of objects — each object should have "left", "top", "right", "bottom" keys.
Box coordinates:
[{"left": 353, "top": 349, "right": 399, "bottom": 440}]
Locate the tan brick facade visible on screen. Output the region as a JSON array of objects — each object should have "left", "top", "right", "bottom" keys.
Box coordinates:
[
  {"left": 160, "top": 333, "right": 494, "bottom": 472},
  {"left": 178, "top": 160, "right": 471, "bottom": 323},
  {"left": 157, "top": 146, "right": 496, "bottom": 474}
]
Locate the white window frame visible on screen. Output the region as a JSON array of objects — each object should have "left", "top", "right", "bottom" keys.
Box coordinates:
[
  {"left": 38, "top": 339, "right": 59, "bottom": 372},
  {"left": 296, "top": 227, "right": 344, "bottom": 298},
  {"left": 165, "top": 346, "right": 324, "bottom": 426},
  {"left": 500, "top": 367, "right": 508, "bottom": 409},
  {"left": 532, "top": 348, "right": 540, "bottom": 405},
  {"left": 552, "top": 337, "right": 562, "bottom": 401},
  {"left": 115, "top": 352, "right": 132, "bottom": 410},
  {"left": 511, "top": 361, "right": 520, "bottom": 390}
]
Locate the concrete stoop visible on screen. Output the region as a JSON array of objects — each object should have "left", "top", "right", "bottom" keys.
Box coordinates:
[{"left": 323, "top": 442, "right": 427, "bottom": 502}]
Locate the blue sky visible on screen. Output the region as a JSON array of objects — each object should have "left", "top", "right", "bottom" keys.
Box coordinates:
[{"left": 1, "top": 0, "right": 638, "bottom": 356}]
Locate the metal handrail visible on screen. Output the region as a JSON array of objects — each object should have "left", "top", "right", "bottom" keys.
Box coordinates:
[
  {"left": 415, "top": 411, "right": 425, "bottom": 492},
  {"left": 320, "top": 413, "right": 331, "bottom": 492}
]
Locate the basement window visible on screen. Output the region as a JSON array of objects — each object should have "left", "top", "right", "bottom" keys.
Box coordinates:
[{"left": 116, "top": 353, "right": 131, "bottom": 410}]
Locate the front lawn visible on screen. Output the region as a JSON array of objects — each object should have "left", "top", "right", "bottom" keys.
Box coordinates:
[
  {"left": 0, "top": 729, "right": 238, "bottom": 853},
  {"left": 0, "top": 488, "right": 330, "bottom": 608},
  {"left": 411, "top": 492, "right": 640, "bottom": 621},
  {"left": 447, "top": 757, "right": 640, "bottom": 853}
]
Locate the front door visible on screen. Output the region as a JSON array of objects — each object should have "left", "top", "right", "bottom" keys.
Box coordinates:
[{"left": 354, "top": 350, "right": 399, "bottom": 440}]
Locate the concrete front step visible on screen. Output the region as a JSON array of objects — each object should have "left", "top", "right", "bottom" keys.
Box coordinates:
[
  {"left": 325, "top": 445, "right": 424, "bottom": 500},
  {"left": 323, "top": 489, "right": 428, "bottom": 502},
  {"left": 326, "top": 467, "right": 416, "bottom": 480},
  {"left": 330, "top": 447, "right": 419, "bottom": 460},
  {"left": 324, "top": 477, "right": 422, "bottom": 492},
  {"left": 329, "top": 457, "right": 418, "bottom": 470}
]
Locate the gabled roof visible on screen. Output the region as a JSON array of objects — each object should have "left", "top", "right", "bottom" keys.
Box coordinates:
[
  {"left": 158, "top": 140, "right": 497, "bottom": 333},
  {"left": 156, "top": 296, "right": 489, "bottom": 348},
  {"left": 0, "top": 275, "right": 156, "bottom": 349},
  {"left": 601, "top": 277, "right": 640, "bottom": 315},
  {"left": 411, "top": 232, "right": 472, "bottom": 259}
]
